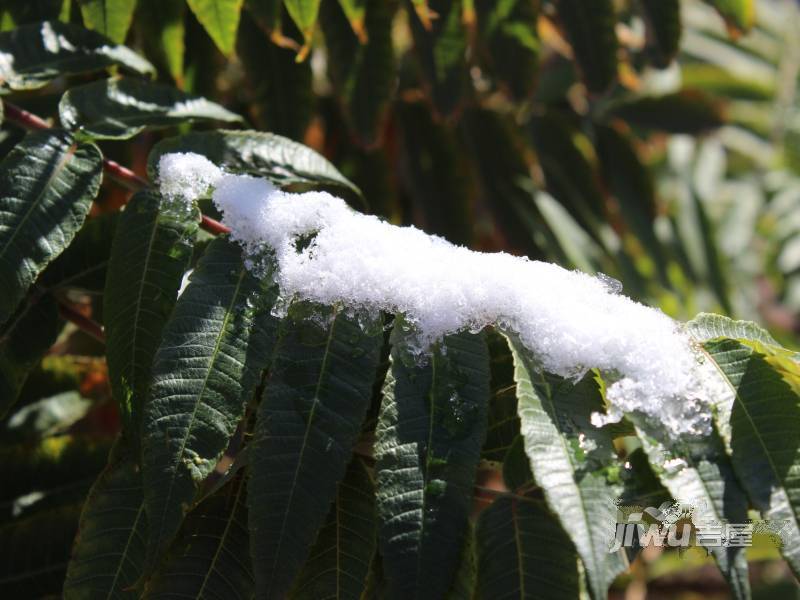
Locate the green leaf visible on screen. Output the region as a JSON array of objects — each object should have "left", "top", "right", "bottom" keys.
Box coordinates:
[
  {"left": 320, "top": 0, "right": 396, "bottom": 146},
  {"left": 408, "top": 0, "right": 468, "bottom": 118},
  {"left": 687, "top": 312, "right": 779, "bottom": 346},
  {"left": 0, "top": 501, "right": 83, "bottom": 597},
  {"left": 147, "top": 129, "right": 362, "bottom": 199},
  {"left": 237, "top": 12, "right": 313, "bottom": 141},
  {"left": 508, "top": 338, "right": 627, "bottom": 600},
  {"left": 0, "top": 295, "right": 61, "bottom": 417},
  {"left": 337, "top": 0, "right": 368, "bottom": 41},
  {"left": 607, "top": 90, "right": 726, "bottom": 134},
  {"left": 375, "top": 327, "right": 490, "bottom": 599},
  {"left": 139, "top": 0, "right": 186, "bottom": 85},
  {"left": 59, "top": 76, "right": 243, "bottom": 140},
  {"left": 186, "top": 0, "right": 244, "bottom": 57},
  {"left": 140, "top": 237, "right": 280, "bottom": 566},
  {"left": 0, "top": 129, "right": 103, "bottom": 327},
  {"left": 554, "top": 0, "right": 617, "bottom": 94},
  {"left": 78, "top": 0, "right": 137, "bottom": 43},
  {"left": 0, "top": 20, "right": 154, "bottom": 91},
  {"left": 482, "top": 329, "right": 520, "bottom": 462},
  {"left": 63, "top": 450, "right": 147, "bottom": 600},
  {"left": 144, "top": 475, "right": 252, "bottom": 599},
  {"left": 502, "top": 435, "right": 533, "bottom": 493},
  {"left": 638, "top": 0, "right": 680, "bottom": 68},
  {"left": 291, "top": 457, "right": 378, "bottom": 600},
  {"left": 529, "top": 111, "right": 606, "bottom": 246},
  {"left": 248, "top": 305, "right": 383, "bottom": 598},
  {"left": 104, "top": 190, "right": 199, "bottom": 439},
  {"left": 39, "top": 212, "right": 118, "bottom": 293},
  {"left": 475, "top": 0, "right": 540, "bottom": 101},
  {"left": 594, "top": 123, "right": 670, "bottom": 287},
  {"left": 475, "top": 495, "right": 580, "bottom": 599},
  {"left": 284, "top": 0, "right": 321, "bottom": 57},
  {"left": 699, "top": 335, "right": 800, "bottom": 576},
  {"left": 702, "top": 0, "right": 755, "bottom": 35},
  {"left": 634, "top": 428, "right": 751, "bottom": 598}
]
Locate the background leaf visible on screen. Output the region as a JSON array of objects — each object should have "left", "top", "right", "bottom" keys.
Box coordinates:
[
  {"left": 186, "top": 0, "right": 244, "bottom": 57},
  {"left": 78, "top": 0, "right": 137, "bottom": 43}
]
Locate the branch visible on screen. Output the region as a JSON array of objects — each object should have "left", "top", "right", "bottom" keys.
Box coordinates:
[
  {"left": 58, "top": 301, "right": 106, "bottom": 343},
  {"left": 3, "top": 101, "right": 231, "bottom": 235}
]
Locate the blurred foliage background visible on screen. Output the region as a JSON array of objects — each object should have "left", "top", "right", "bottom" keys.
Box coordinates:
[{"left": 1, "top": 0, "right": 799, "bottom": 597}]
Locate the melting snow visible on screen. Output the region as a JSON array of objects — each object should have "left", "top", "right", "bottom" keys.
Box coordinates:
[{"left": 159, "top": 152, "right": 718, "bottom": 438}]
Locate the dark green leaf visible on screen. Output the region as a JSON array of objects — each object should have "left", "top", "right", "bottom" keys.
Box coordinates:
[
  {"left": 248, "top": 305, "right": 383, "bottom": 598},
  {"left": 475, "top": 0, "right": 540, "bottom": 101},
  {"left": 0, "top": 20, "right": 154, "bottom": 91},
  {"left": 78, "top": 0, "right": 137, "bottom": 43},
  {"left": 607, "top": 90, "right": 726, "bottom": 134},
  {"left": 244, "top": 0, "right": 281, "bottom": 32},
  {"left": 291, "top": 457, "right": 377, "bottom": 600},
  {"left": 148, "top": 129, "right": 362, "bottom": 199},
  {"left": 140, "top": 237, "right": 280, "bottom": 566},
  {"left": 0, "top": 295, "right": 60, "bottom": 417},
  {"left": 700, "top": 336, "right": 800, "bottom": 576},
  {"left": 375, "top": 327, "right": 490, "bottom": 599},
  {"left": 554, "top": 0, "right": 617, "bottom": 94},
  {"left": 320, "top": 0, "right": 396, "bottom": 146},
  {"left": 482, "top": 329, "right": 519, "bottom": 461},
  {"left": 639, "top": 0, "right": 680, "bottom": 68},
  {"left": 502, "top": 435, "right": 533, "bottom": 493},
  {"left": 475, "top": 496, "right": 579, "bottom": 599},
  {"left": 237, "top": 12, "right": 313, "bottom": 141},
  {"left": 0, "top": 129, "right": 103, "bottom": 327},
  {"left": 407, "top": 0, "right": 468, "bottom": 118},
  {"left": 138, "top": 0, "right": 186, "bottom": 85},
  {"left": 144, "top": 475, "right": 252, "bottom": 599},
  {"left": 63, "top": 449, "right": 147, "bottom": 600},
  {"left": 59, "top": 76, "right": 242, "bottom": 140},
  {"left": 186, "top": 0, "right": 244, "bottom": 56},
  {"left": 104, "top": 190, "right": 199, "bottom": 438},
  {"left": 594, "top": 122, "right": 669, "bottom": 287},
  {"left": 509, "top": 338, "right": 627, "bottom": 600}
]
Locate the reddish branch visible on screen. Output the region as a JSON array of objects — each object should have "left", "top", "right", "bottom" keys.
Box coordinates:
[
  {"left": 3, "top": 101, "right": 231, "bottom": 235},
  {"left": 58, "top": 301, "right": 106, "bottom": 343}
]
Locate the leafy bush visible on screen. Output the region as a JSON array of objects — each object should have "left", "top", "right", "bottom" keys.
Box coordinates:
[{"left": 0, "top": 0, "right": 798, "bottom": 599}]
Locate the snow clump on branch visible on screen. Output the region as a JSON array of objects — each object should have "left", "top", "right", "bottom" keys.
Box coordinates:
[{"left": 158, "top": 152, "right": 720, "bottom": 439}]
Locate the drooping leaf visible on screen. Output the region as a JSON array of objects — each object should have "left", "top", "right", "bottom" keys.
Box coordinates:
[
  {"left": 104, "top": 191, "right": 199, "bottom": 439},
  {"left": 284, "top": 0, "right": 321, "bottom": 58},
  {"left": 0, "top": 129, "right": 103, "bottom": 327},
  {"left": 0, "top": 20, "right": 154, "bottom": 91},
  {"left": 0, "top": 501, "right": 83, "bottom": 597},
  {"left": 59, "top": 76, "right": 243, "bottom": 140},
  {"left": 186, "top": 0, "right": 244, "bottom": 57},
  {"left": 702, "top": 0, "right": 755, "bottom": 35},
  {"left": 529, "top": 111, "right": 606, "bottom": 246},
  {"left": 0, "top": 294, "right": 61, "bottom": 417},
  {"left": 594, "top": 122, "right": 669, "bottom": 287},
  {"left": 475, "top": 495, "right": 580, "bottom": 599},
  {"left": 291, "top": 457, "right": 378, "bottom": 600},
  {"left": 375, "top": 327, "right": 490, "bottom": 599},
  {"left": 634, "top": 427, "right": 751, "bottom": 598},
  {"left": 320, "top": 0, "right": 396, "bottom": 146},
  {"left": 237, "top": 12, "right": 312, "bottom": 141},
  {"left": 553, "top": 0, "right": 617, "bottom": 94},
  {"left": 78, "top": 0, "right": 137, "bottom": 43},
  {"left": 607, "top": 90, "right": 726, "bottom": 134},
  {"left": 140, "top": 237, "right": 280, "bottom": 566},
  {"left": 248, "top": 305, "right": 383, "bottom": 598},
  {"left": 474, "top": 0, "right": 540, "bottom": 101},
  {"left": 144, "top": 474, "right": 252, "bottom": 599},
  {"left": 408, "top": 0, "right": 468, "bottom": 118},
  {"left": 508, "top": 338, "right": 627, "bottom": 600},
  {"left": 638, "top": 0, "right": 680, "bottom": 68},
  {"left": 691, "top": 329, "right": 800, "bottom": 576},
  {"left": 445, "top": 522, "right": 476, "bottom": 600},
  {"left": 336, "top": 0, "right": 367, "bottom": 42},
  {"left": 481, "top": 329, "right": 519, "bottom": 462},
  {"left": 138, "top": 0, "right": 186, "bottom": 85},
  {"left": 63, "top": 449, "right": 147, "bottom": 600},
  {"left": 148, "top": 129, "right": 362, "bottom": 199},
  {"left": 502, "top": 435, "right": 533, "bottom": 493}
]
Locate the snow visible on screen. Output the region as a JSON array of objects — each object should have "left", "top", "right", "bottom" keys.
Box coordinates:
[
  {"left": 159, "top": 152, "right": 718, "bottom": 438},
  {"left": 157, "top": 153, "right": 222, "bottom": 204}
]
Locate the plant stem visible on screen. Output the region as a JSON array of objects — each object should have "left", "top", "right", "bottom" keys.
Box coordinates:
[
  {"left": 58, "top": 301, "right": 106, "bottom": 343},
  {"left": 2, "top": 101, "right": 231, "bottom": 235}
]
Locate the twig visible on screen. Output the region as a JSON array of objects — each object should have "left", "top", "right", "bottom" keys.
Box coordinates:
[
  {"left": 3, "top": 101, "right": 231, "bottom": 235},
  {"left": 58, "top": 301, "right": 105, "bottom": 343}
]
